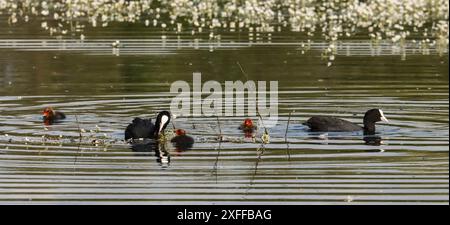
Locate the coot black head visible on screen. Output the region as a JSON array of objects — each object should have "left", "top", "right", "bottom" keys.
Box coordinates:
[
  {"left": 363, "top": 109, "right": 389, "bottom": 135},
  {"left": 154, "top": 111, "right": 171, "bottom": 137}
]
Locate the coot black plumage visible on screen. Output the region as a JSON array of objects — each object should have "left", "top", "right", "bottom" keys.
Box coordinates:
[
  {"left": 303, "top": 109, "right": 389, "bottom": 135},
  {"left": 125, "top": 111, "right": 171, "bottom": 140}
]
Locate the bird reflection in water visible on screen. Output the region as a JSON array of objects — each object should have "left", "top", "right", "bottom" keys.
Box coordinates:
[
  {"left": 128, "top": 128, "right": 196, "bottom": 166},
  {"left": 155, "top": 144, "right": 170, "bottom": 167},
  {"left": 363, "top": 135, "right": 383, "bottom": 146},
  {"left": 363, "top": 135, "right": 386, "bottom": 152},
  {"left": 305, "top": 132, "right": 385, "bottom": 148},
  {"left": 130, "top": 139, "right": 171, "bottom": 167}
]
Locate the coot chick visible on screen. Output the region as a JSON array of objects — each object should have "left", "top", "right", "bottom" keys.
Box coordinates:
[
  {"left": 303, "top": 109, "right": 389, "bottom": 135},
  {"left": 171, "top": 129, "right": 194, "bottom": 150},
  {"left": 239, "top": 118, "right": 257, "bottom": 138},
  {"left": 42, "top": 107, "right": 66, "bottom": 125},
  {"left": 125, "top": 111, "right": 171, "bottom": 140},
  {"left": 239, "top": 118, "right": 257, "bottom": 131}
]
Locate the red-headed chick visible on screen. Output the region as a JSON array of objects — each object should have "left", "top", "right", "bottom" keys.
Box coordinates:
[
  {"left": 171, "top": 129, "right": 194, "bottom": 151},
  {"left": 239, "top": 118, "right": 257, "bottom": 138},
  {"left": 239, "top": 118, "right": 257, "bottom": 131},
  {"left": 42, "top": 107, "right": 66, "bottom": 125}
]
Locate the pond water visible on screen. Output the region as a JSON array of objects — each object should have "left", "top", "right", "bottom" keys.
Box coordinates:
[{"left": 0, "top": 20, "right": 448, "bottom": 204}]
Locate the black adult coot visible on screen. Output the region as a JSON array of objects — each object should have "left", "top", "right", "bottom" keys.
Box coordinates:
[
  {"left": 42, "top": 107, "right": 66, "bottom": 125},
  {"left": 171, "top": 129, "right": 194, "bottom": 151},
  {"left": 125, "top": 111, "right": 171, "bottom": 140},
  {"left": 303, "top": 109, "right": 389, "bottom": 135}
]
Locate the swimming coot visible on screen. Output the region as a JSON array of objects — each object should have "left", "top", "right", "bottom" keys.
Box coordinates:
[
  {"left": 170, "top": 129, "right": 194, "bottom": 150},
  {"left": 42, "top": 107, "right": 66, "bottom": 124},
  {"left": 125, "top": 111, "right": 171, "bottom": 140},
  {"left": 303, "top": 109, "right": 389, "bottom": 135}
]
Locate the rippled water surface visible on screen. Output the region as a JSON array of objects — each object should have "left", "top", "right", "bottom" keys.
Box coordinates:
[{"left": 0, "top": 22, "right": 448, "bottom": 205}]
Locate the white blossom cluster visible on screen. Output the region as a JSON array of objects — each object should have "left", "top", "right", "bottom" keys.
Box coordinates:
[{"left": 0, "top": 0, "right": 448, "bottom": 50}]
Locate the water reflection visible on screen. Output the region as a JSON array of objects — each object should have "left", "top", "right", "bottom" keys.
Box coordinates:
[
  {"left": 363, "top": 135, "right": 383, "bottom": 146},
  {"left": 129, "top": 140, "right": 158, "bottom": 156},
  {"left": 305, "top": 132, "right": 385, "bottom": 147},
  {"left": 155, "top": 145, "right": 170, "bottom": 168},
  {"left": 130, "top": 140, "right": 171, "bottom": 167}
]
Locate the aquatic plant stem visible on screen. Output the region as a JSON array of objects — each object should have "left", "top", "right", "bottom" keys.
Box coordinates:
[
  {"left": 213, "top": 113, "right": 223, "bottom": 184},
  {"left": 73, "top": 114, "right": 82, "bottom": 173},
  {"left": 237, "top": 61, "right": 249, "bottom": 81},
  {"left": 246, "top": 144, "right": 265, "bottom": 195},
  {"left": 285, "top": 111, "right": 292, "bottom": 161},
  {"left": 216, "top": 115, "right": 223, "bottom": 142}
]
